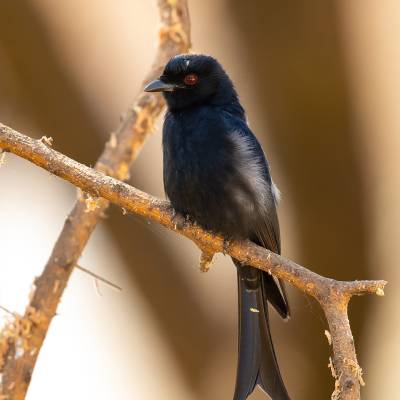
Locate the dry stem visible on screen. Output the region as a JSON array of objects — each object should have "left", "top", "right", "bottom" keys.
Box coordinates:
[
  {"left": 0, "top": 123, "right": 386, "bottom": 400},
  {"left": 0, "top": 0, "right": 190, "bottom": 398}
]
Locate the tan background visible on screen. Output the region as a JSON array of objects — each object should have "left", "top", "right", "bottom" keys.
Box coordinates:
[{"left": 0, "top": 1, "right": 398, "bottom": 399}]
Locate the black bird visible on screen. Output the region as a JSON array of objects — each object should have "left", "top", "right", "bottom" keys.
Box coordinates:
[{"left": 144, "top": 54, "right": 290, "bottom": 400}]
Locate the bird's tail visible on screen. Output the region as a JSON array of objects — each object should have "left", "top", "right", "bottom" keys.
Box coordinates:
[{"left": 233, "top": 263, "right": 290, "bottom": 400}]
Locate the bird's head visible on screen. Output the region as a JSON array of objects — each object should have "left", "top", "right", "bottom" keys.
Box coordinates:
[{"left": 144, "top": 54, "right": 238, "bottom": 111}]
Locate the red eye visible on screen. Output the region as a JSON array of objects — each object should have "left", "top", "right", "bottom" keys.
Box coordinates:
[{"left": 183, "top": 73, "right": 198, "bottom": 86}]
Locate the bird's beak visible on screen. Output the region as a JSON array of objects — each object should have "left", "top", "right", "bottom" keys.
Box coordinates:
[{"left": 144, "top": 79, "right": 178, "bottom": 92}]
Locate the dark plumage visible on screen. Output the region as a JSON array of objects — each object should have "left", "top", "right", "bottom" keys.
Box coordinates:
[{"left": 145, "top": 54, "right": 291, "bottom": 400}]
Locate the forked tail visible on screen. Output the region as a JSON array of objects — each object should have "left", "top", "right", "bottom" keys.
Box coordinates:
[{"left": 234, "top": 263, "right": 290, "bottom": 400}]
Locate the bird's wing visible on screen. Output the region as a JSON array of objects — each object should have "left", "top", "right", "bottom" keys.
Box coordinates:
[
  {"left": 255, "top": 151, "right": 290, "bottom": 318},
  {"left": 255, "top": 205, "right": 290, "bottom": 319},
  {"left": 226, "top": 118, "right": 290, "bottom": 318},
  {"left": 255, "top": 204, "right": 281, "bottom": 254}
]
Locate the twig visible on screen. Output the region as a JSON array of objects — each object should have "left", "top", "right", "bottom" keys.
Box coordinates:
[
  {"left": 0, "top": 0, "right": 191, "bottom": 398},
  {"left": 0, "top": 123, "right": 386, "bottom": 400},
  {"left": 0, "top": 306, "right": 17, "bottom": 318},
  {"left": 75, "top": 265, "right": 122, "bottom": 292}
]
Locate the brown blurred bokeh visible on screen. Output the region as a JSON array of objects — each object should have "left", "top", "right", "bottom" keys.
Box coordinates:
[{"left": 0, "top": 1, "right": 398, "bottom": 399}]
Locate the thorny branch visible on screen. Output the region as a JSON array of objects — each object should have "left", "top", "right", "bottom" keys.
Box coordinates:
[
  {"left": 0, "top": 0, "right": 191, "bottom": 398},
  {"left": 0, "top": 123, "right": 387, "bottom": 400},
  {"left": 0, "top": 1, "right": 387, "bottom": 398}
]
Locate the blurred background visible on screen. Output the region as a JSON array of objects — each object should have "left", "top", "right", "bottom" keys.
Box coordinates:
[{"left": 0, "top": 1, "right": 398, "bottom": 399}]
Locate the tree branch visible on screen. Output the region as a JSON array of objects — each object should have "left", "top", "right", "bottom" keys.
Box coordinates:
[
  {"left": 0, "top": 0, "right": 191, "bottom": 398},
  {"left": 0, "top": 122, "right": 386, "bottom": 400}
]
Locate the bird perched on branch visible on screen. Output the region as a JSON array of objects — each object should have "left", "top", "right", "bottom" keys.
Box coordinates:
[{"left": 145, "top": 54, "right": 291, "bottom": 400}]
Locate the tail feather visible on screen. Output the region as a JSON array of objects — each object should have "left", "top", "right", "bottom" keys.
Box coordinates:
[{"left": 234, "top": 263, "right": 290, "bottom": 400}]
